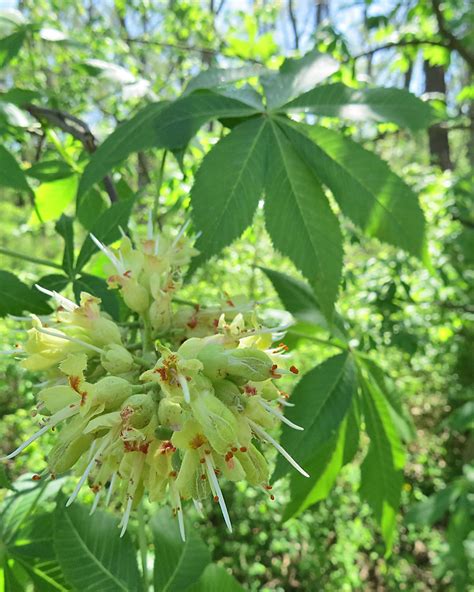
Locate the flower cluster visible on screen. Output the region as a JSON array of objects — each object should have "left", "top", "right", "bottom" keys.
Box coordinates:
[{"left": 2, "top": 222, "right": 308, "bottom": 539}]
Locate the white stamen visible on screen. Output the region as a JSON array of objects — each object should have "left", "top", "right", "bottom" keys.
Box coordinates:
[
  {"left": 0, "top": 349, "right": 25, "bottom": 355},
  {"left": 35, "top": 284, "right": 78, "bottom": 312},
  {"left": 193, "top": 498, "right": 204, "bottom": 517},
  {"left": 247, "top": 419, "right": 309, "bottom": 478},
  {"left": 36, "top": 327, "right": 104, "bottom": 354},
  {"left": 90, "top": 489, "right": 102, "bottom": 515},
  {"left": 277, "top": 397, "right": 295, "bottom": 407},
  {"left": 258, "top": 400, "right": 304, "bottom": 431},
  {"left": 170, "top": 483, "right": 186, "bottom": 541},
  {"left": 66, "top": 437, "right": 109, "bottom": 507},
  {"left": 205, "top": 455, "right": 232, "bottom": 533},
  {"left": 89, "top": 234, "right": 125, "bottom": 274},
  {"left": 172, "top": 219, "right": 190, "bottom": 248},
  {"left": 1, "top": 405, "right": 79, "bottom": 461},
  {"left": 177, "top": 374, "right": 191, "bottom": 404},
  {"left": 120, "top": 497, "right": 133, "bottom": 538},
  {"left": 105, "top": 471, "right": 117, "bottom": 506},
  {"left": 154, "top": 234, "right": 160, "bottom": 255},
  {"left": 147, "top": 208, "right": 153, "bottom": 240},
  {"left": 118, "top": 225, "right": 127, "bottom": 239},
  {"left": 1, "top": 424, "right": 50, "bottom": 461}
]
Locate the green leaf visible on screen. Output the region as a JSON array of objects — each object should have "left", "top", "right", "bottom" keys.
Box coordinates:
[
  {"left": 31, "top": 176, "right": 78, "bottom": 224},
  {"left": 76, "top": 188, "right": 108, "bottom": 230},
  {"left": 259, "top": 266, "right": 327, "bottom": 326},
  {"left": 151, "top": 508, "right": 211, "bottom": 592},
  {"left": 184, "top": 65, "right": 264, "bottom": 95},
  {"left": 0, "top": 145, "right": 31, "bottom": 192},
  {"left": 75, "top": 198, "right": 134, "bottom": 271},
  {"left": 264, "top": 121, "right": 343, "bottom": 320},
  {"left": 36, "top": 274, "right": 70, "bottom": 294},
  {"left": 284, "top": 423, "right": 344, "bottom": 520},
  {"left": 73, "top": 274, "right": 119, "bottom": 320},
  {"left": 0, "top": 29, "right": 26, "bottom": 68},
  {"left": 153, "top": 92, "right": 259, "bottom": 149},
  {"left": 358, "top": 356, "right": 415, "bottom": 442},
  {"left": 77, "top": 102, "right": 168, "bottom": 198},
  {"left": 54, "top": 501, "right": 142, "bottom": 592},
  {"left": 0, "top": 464, "right": 13, "bottom": 490},
  {"left": 261, "top": 49, "right": 339, "bottom": 110},
  {"left": 406, "top": 484, "right": 461, "bottom": 527},
  {"left": 273, "top": 352, "right": 357, "bottom": 481},
  {"left": 359, "top": 375, "right": 405, "bottom": 554},
  {"left": 284, "top": 123, "right": 426, "bottom": 259},
  {"left": 282, "top": 83, "right": 434, "bottom": 130},
  {"left": 26, "top": 160, "right": 74, "bottom": 182},
  {"left": 448, "top": 401, "right": 474, "bottom": 431},
  {"left": 187, "top": 564, "right": 244, "bottom": 592},
  {"left": 55, "top": 215, "right": 75, "bottom": 277},
  {"left": 190, "top": 117, "right": 269, "bottom": 269},
  {"left": 9, "top": 513, "right": 70, "bottom": 591},
  {"left": 0, "top": 271, "right": 52, "bottom": 317},
  {"left": 0, "top": 87, "right": 39, "bottom": 105}
]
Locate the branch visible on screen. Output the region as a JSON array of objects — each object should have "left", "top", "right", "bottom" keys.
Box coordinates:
[
  {"left": 432, "top": 0, "right": 474, "bottom": 69},
  {"left": 288, "top": 0, "right": 300, "bottom": 50},
  {"left": 24, "top": 104, "right": 118, "bottom": 203},
  {"left": 352, "top": 39, "right": 449, "bottom": 60},
  {"left": 124, "top": 37, "right": 264, "bottom": 65}
]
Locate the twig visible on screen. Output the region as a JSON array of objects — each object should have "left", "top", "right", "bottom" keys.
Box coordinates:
[
  {"left": 352, "top": 39, "right": 449, "bottom": 61},
  {"left": 124, "top": 37, "right": 264, "bottom": 65},
  {"left": 0, "top": 246, "right": 63, "bottom": 269},
  {"left": 432, "top": 0, "right": 474, "bottom": 69},
  {"left": 24, "top": 104, "right": 118, "bottom": 203}
]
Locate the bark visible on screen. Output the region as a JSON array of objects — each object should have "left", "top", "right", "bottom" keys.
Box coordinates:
[{"left": 423, "top": 61, "right": 452, "bottom": 170}]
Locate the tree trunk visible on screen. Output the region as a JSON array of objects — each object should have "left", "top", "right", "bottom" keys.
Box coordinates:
[{"left": 423, "top": 61, "right": 452, "bottom": 170}]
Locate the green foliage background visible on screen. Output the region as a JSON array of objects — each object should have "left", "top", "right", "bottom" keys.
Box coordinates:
[{"left": 0, "top": 0, "right": 472, "bottom": 590}]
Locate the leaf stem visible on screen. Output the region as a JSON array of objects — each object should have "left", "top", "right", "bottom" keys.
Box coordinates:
[
  {"left": 287, "top": 330, "right": 347, "bottom": 351},
  {"left": 0, "top": 246, "right": 63, "bottom": 270}
]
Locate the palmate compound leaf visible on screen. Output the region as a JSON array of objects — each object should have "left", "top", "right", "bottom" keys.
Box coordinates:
[
  {"left": 259, "top": 266, "right": 348, "bottom": 340},
  {"left": 281, "top": 83, "right": 435, "bottom": 131},
  {"left": 359, "top": 371, "right": 406, "bottom": 554},
  {"left": 273, "top": 352, "right": 357, "bottom": 481},
  {"left": 183, "top": 65, "right": 265, "bottom": 95},
  {"left": 190, "top": 117, "right": 269, "bottom": 270},
  {"left": 283, "top": 401, "right": 360, "bottom": 520},
  {"left": 260, "top": 49, "right": 339, "bottom": 110},
  {"left": 78, "top": 93, "right": 259, "bottom": 199},
  {"left": 77, "top": 102, "right": 168, "bottom": 198},
  {"left": 151, "top": 508, "right": 211, "bottom": 592},
  {"left": 53, "top": 499, "right": 142, "bottom": 592},
  {"left": 264, "top": 121, "right": 343, "bottom": 320},
  {"left": 278, "top": 121, "right": 427, "bottom": 260}
]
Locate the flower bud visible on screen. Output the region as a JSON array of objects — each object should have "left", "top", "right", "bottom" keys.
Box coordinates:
[
  {"left": 88, "top": 377, "right": 133, "bottom": 411},
  {"left": 48, "top": 433, "right": 94, "bottom": 474},
  {"left": 190, "top": 391, "right": 238, "bottom": 454},
  {"left": 149, "top": 297, "right": 172, "bottom": 332},
  {"left": 213, "top": 379, "right": 241, "bottom": 407},
  {"left": 158, "top": 398, "right": 183, "bottom": 429},
  {"left": 236, "top": 443, "right": 269, "bottom": 486},
  {"left": 121, "top": 394, "right": 157, "bottom": 428},
  {"left": 244, "top": 397, "right": 278, "bottom": 430},
  {"left": 121, "top": 278, "right": 149, "bottom": 313},
  {"left": 101, "top": 344, "right": 134, "bottom": 374},
  {"left": 225, "top": 348, "right": 273, "bottom": 382}
]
